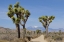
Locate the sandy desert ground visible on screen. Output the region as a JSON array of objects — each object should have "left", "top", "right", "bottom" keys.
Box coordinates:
[{"left": 31, "top": 35, "right": 47, "bottom": 42}]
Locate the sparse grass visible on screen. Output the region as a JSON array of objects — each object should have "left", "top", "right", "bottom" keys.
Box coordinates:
[
  {"left": 11, "top": 38, "right": 23, "bottom": 42},
  {"left": 43, "top": 32, "right": 64, "bottom": 42},
  {"left": 1, "top": 31, "right": 64, "bottom": 42},
  {"left": 0, "top": 40, "right": 9, "bottom": 42},
  {"left": 0, "top": 38, "right": 28, "bottom": 42},
  {"left": 32, "top": 34, "right": 41, "bottom": 39},
  {"left": 0, "top": 33, "right": 41, "bottom": 42}
]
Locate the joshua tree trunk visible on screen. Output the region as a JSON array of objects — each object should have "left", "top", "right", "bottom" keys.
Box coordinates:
[
  {"left": 15, "top": 14, "right": 20, "bottom": 38},
  {"left": 45, "top": 21, "right": 48, "bottom": 37},
  {"left": 46, "top": 25, "right": 48, "bottom": 37},
  {"left": 16, "top": 24, "right": 20, "bottom": 38},
  {"left": 23, "top": 24, "right": 26, "bottom": 42}
]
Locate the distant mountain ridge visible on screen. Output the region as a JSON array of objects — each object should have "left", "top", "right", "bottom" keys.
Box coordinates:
[
  {"left": 27, "top": 26, "right": 64, "bottom": 32},
  {"left": 0, "top": 27, "right": 64, "bottom": 33}
]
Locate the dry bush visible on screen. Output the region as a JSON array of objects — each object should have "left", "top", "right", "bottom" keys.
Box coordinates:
[
  {"left": 0, "top": 32, "right": 41, "bottom": 42},
  {"left": 25, "top": 36, "right": 31, "bottom": 41},
  {"left": 46, "top": 32, "right": 64, "bottom": 42},
  {"left": 11, "top": 38, "right": 29, "bottom": 42},
  {"left": 44, "top": 35, "right": 50, "bottom": 39},
  {"left": 54, "top": 36, "right": 63, "bottom": 40},
  {"left": 32, "top": 34, "right": 41, "bottom": 39},
  {"left": 0, "top": 33, "right": 22, "bottom": 41},
  {"left": 0, "top": 40, "right": 9, "bottom": 42},
  {"left": 11, "top": 38, "right": 23, "bottom": 42}
]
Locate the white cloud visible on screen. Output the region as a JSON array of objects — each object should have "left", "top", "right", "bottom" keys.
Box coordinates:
[{"left": 32, "top": 26, "right": 38, "bottom": 28}]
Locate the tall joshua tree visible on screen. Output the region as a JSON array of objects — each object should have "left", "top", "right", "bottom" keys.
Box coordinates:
[
  {"left": 7, "top": 2, "right": 30, "bottom": 39},
  {"left": 39, "top": 16, "right": 55, "bottom": 36},
  {"left": 20, "top": 7, "right": 30, "bottom": 42}
]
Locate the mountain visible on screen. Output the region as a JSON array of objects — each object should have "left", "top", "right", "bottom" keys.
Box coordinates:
[
  {"left": 0, "top": 26, "right": 64, "bottom": 32},
  {"left": 27, "top": 26, "right": 64, "bottom": 32},
  {"left": 0, "top": 27, "right": 34, "bottom": 33},
  {"left": 27, "top": 26, "right": 45, "bottom": 31}
]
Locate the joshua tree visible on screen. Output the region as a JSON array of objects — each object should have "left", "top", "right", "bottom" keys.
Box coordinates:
[
  {"left": 39, "top": 16, "right": 55, "bottom": 36},
  {"left": 20, "top": 7, "right": 30, "bottom": 41},
  {"left": 59, "top": 30, "right": 61, "bottom": 35},
  {"left": 7, "top": 2, "right": 21, "bottom": 38},
  {"left": 7, "top": 2, "right": 30, "bottom": 39}
]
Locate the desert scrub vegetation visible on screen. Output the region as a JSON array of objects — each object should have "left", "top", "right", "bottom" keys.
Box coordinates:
[
  {"left": 1, "top": 1, "right": 63, "bottom": 42},
  {"left": 0, "top": 30, "right": 42, "bottom": 42},
  {"left": 36, "top": 29, "right": 41, "bottom": 34},
  {"left": 52, "top": 35, "right": 63, "bottom": 40},
  {"left": 44, "top": 32, "right": 64, "bottom": 42}
]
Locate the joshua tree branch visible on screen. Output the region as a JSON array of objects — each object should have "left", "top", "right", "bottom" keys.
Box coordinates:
[
  {"left": 20, "top": 22, "right": 23, "bottom": 26},
  {"left": 24, "top": 17, "right": 28, "bottom": 24}
]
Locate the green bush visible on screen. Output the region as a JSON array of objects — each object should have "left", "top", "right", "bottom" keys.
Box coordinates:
[{"left": 52, "top": 35, "right": 63, "bottom": 40}]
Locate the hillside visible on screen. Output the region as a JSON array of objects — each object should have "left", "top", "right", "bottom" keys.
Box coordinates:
[{"left": 0, "top": 27, "right": 64, "bottom": 33}]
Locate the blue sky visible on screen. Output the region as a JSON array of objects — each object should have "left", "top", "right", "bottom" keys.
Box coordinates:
[{"left": 0, "top": 0, "right": 64, "bottom": 29}]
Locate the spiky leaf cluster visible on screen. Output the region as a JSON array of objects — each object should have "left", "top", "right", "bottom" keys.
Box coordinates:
[
  {"left": 49, "top": 16, "right": 55, "bottom": 23},
  {"left": 39, "top": 16, "right": 55, "bottom": 28},
  {"left": 7, "top": 2, "right": 30, "bottom": 24},
  {"left": 21, "top": 9, "right": 30, "bottom": 25}
]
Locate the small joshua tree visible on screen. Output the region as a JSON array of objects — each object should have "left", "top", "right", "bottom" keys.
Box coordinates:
[
  {"left": 39, "top": 16, "right": 55, "bottom": 37},
  {"left": 59, "top": 30, "right": 61, "bottom": 35}
]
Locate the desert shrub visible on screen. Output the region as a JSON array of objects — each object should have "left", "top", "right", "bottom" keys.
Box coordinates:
[
  {"left": 27, "top": 31, "right": 30, "bottom": 35},
  {"left": 44, "top": 34, "right": 50, "bottom": 39},
  {"left": 0, "top": 40, "right": 9, "bottom": 42},
  {"left": 52, "top": 35, "right": 63, "bottom": 40},
  {"left": 32, "top": 35, "right": 40, "bottom": 39},
  {"left": 36, "top": 29, "right": 41, "bottom": 34},
  {"left": 11, "top": 38, "right": 23, "bottom": 42},
  {"left": 26, "top": 36, "right": 31, "bottom": 41},
  {"left": 44, "top": 35, "right": 47, "bottom": 39},
  {"left": 11, "top": 38, "right": 29, "bottom": 42}
]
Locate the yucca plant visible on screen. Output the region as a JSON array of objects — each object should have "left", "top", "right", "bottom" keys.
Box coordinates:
[
  {"left": 7, "top": 2, "right": 30, "bottom": 40},
  {"left": 7, "top": 2, "right": 21, "bottom": 38},
  {"left": 7, "top": 2, "right": 30, "bottom": 42},
  {"left": 20, "top": 8, "right": 30, "bottom": 42},
  {"left": 39, "top": 16, "right": 55, "bottom": 37}
]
